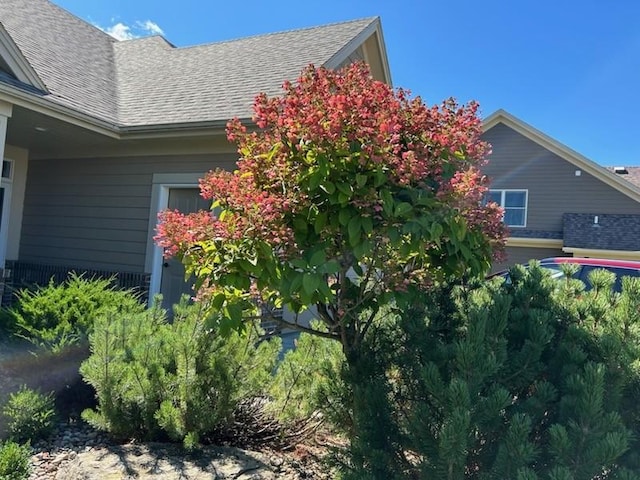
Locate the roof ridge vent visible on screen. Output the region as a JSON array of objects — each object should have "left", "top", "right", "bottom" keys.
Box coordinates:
[{"left": 613, "top": 166, "right": 628, "bottom": 174}]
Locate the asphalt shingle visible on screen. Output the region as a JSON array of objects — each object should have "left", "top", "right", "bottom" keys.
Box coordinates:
[
  {"left": 114, "top": 18, "right": 377, "bottom": 126},
  {"left": 606, "top": 167, "right": 640, "bottom": 189},
  {"left": 0, "top": 0, "right": 378, "bottom": 128},
  {"left": 0, "top": 0, "right": 119, "bottom": 123}
]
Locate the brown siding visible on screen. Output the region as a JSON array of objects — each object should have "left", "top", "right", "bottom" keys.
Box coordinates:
[
  {"left": 20, "top": 153, "right": 237, "bottom": 272},
  {"left": 482, "top": 124, "right": 640, "bottom": 234},
  {"left": 491, "top": 246, "right": 567, "bottom": 273}
]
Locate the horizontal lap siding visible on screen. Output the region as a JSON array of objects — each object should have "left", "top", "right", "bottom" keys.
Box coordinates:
[
  {"left": 21, "top": 153, "right": 237, "bottom": 272},
  {"left": 491, "top": 246, "right": 567, "bottom": 272},
  {"left": 482, "top": 124, "right": 640, "bottom": 233}
]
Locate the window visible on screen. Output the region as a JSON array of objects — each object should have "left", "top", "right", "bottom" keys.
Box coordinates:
[
  {"left": 487, "top": 189, "right": 527, "bottom": 227},
  {"left": 1, "top": 160, "right": 11, "bottom": 180}
]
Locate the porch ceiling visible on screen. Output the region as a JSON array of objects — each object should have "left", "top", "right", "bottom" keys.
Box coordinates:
[{"left": 5, "top": 105, "right": 117, "bottom": 158}]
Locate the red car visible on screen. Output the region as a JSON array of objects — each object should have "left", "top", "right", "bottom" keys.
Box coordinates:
[{"left": 492, "top": 257, "right": 640, "bottom": 292}]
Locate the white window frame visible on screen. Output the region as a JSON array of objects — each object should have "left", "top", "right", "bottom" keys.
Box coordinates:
[{"left": 488, "top": 189, "right": 528, "bottom": 228}]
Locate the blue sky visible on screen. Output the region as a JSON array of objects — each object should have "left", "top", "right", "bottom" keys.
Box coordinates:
[{"left": 55, "top": 0, "right": 640, "bottom": 167}]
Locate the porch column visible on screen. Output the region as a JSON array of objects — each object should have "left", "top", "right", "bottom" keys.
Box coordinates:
[
  {"left": 0, "top": 100, "right": 13, "bottom": 300},
  {"left": 0, "top": 101, "right": 12, "bottom": 159}
]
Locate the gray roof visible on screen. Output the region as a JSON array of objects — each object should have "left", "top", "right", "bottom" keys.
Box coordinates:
[
  {"left": 0, "top": 0, "right": 119, "bottom": 123},
  {"left": 606, "top": 166, "right": 640, "bottom": 189},
  {"left": 0, "top": 0, "right": 379, "bottom": 128}
]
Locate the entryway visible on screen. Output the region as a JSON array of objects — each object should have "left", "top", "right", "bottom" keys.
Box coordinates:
[{"left": 158, "top": 187, "right": 211, "bottom": 311}]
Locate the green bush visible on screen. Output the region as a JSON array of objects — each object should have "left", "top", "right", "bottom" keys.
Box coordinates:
[
  {"left": 6, "top": 273, "right": 145, "bottom": 352},
  {"left": 0, "top": 441, "right": 31, "bottom": 480},
  {"left": 268, "top": 327, "right": 344, "bottom": 423},
  {"left": 332, "top": 266, "right": 640, "bottom": 479},
  {"left": 3, "top": 386, "right": 56, "bottom": 443},
  {"left": 80, "top": 296, "right": 281, "bottom": 448}
]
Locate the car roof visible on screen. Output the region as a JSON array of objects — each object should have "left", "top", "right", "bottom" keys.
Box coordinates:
[{"left": 539, "top": 257, "right": 640, "bottom": 269}]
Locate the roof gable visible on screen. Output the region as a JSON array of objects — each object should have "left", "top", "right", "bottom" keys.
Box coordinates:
[
  {"left": 0, "top": 22, "right": 46, "bottom": 91},
  {"left": 483, "top": 109, "right": 640, "bottom": 204}
]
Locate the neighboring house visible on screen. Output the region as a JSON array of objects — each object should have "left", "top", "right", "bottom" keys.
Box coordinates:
[
  {"left": 0, "top": 0, "right": 391, "bottom": 307},
  {"left": 482, "top": 110, "right": 640, "bottom": 271}
]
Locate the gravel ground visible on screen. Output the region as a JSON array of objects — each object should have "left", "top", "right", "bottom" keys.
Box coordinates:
[
  {"left": 29, "top": 421, "right": 333, "bottom": 480},
  {"left": 0, "top": 338, "right": 335, "bottom": 479}
]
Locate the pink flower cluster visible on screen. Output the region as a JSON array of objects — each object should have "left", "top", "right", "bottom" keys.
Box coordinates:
[{"left": 156, "top": 62, "right": 506, "bottom": 268}]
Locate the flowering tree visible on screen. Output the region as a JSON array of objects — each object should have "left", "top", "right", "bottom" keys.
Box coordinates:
[{"left": 156, "top": 63, "right": 505, "bottom": 355}]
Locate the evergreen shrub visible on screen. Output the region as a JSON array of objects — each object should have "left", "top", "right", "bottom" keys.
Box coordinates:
[
  {"left": 0, "top": 441, "right": 31, "bottom": 480},
  {"left": 80, "top": 296, "right": 281, "bottom": 448},
  {"left": 335, "top": 264, "right": 640, "bottom": 479},
  {"left": 6, "top": 273, "right": 145, "bottom": 352},
  {"left": 3, "top": 386, "right": 56, "bottom": 443}
]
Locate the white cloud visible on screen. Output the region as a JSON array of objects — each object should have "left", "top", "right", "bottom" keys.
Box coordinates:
[
  {"left": 103, "top": 22, "right": 136, "bottom": 41},
  {"left": 137, "top": 20, "right": 164, "bottom": 36},
  {"left": 95, "top": 19, "right": 165, "bottom": 41}
]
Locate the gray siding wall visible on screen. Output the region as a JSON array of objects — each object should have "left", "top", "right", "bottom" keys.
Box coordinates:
[
  {"left": 20, "top": 153, "right": 237, "bottom": 272},
  {"left": 482, "top": 124, "right": 640, "bottom": 234}
]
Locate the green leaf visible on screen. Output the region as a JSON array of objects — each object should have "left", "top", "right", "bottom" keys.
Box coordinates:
[
  {"left": 374, "top": 170, "right": 386, "bottom": 187},
  {"left": 355, "top": 173, "right": 367, "bottom": 188},
  {"left": 361, "top": 216, "right": 373, "bottom": 234},
  {"left": 430, "top": 222, "right": 444, "bottom": 240},
  {"left": 302, "top": 274, "right": 321, "bottom": 296},
  {"left": 211, "top": 293, "right": 226, "bottom": 310},
  {"left": 394, "top": 202, "right": 413, "bottom": 217},
  {"left": 314, "top": 212, "right": 327, "bottom": 233},
  {"left": 339, "top": 208, "right": 351, "bottom": 226},
  {"left": 348, "top": 217, "right": 361, "bottom": 243},
  {"left": 224, "top": 303, "right": 243, "bottom": 328},
  {"left": 380, "top": 189, "right": 394, "bottom": 216},
  {"left": 353, "top": 239, "right": 372, "bottom": 260},
  {"left": 309, "top": 250, "right": 326, "bottom": 267},
  {"left": 336, "top": 182, "right": 353, "bottom": 198},
  {"left": 318, "top": 259, "right": 340, "bottom": 274},
  {"left": 290, "top": 258, "right": 307, "bottom": 269},
  {"left": 308, "top": 169, "right": 322, "bottom": 190},
  {"left": 320, "top": 181, "right": 335, "bottom": 194},
  {"left": 293, "top": 216, "right": 309, "bottom": 234}
]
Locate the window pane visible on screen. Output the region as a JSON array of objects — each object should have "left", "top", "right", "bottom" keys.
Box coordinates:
[
  {"left": 487, "top": 191, "right": 502, "bottom": 204},
  {"left": 504, "top": 208, "right": 525, "bottom": 226},
  {"left": 1, "top": 160, "right": 10, "bottom": 179},
  {"left": 504, "top": 191, "right": 526, "bottom": 208}
]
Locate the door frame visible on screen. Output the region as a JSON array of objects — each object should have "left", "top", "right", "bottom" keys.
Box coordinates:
[
  {"left": 0, "top": 159, "right": 14, "bottom": 269},
  {"left": 146, "top": 173, "right": 204, "bottom": 302}
]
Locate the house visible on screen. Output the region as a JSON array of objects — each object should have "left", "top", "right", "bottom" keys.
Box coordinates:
[
  {"left": 482, "top": 110, "right": 640, "bottom": 271},
  {"left": 0, "top": 0, "right": 392, "bottom": 307}
]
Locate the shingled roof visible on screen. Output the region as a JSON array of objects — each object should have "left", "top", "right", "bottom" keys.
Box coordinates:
[
  {"left": 0, "top": 0, "right": 382, "bottom": 129},
  {"left": 606, "top": 167, "right": 640, "bottom": 189}
]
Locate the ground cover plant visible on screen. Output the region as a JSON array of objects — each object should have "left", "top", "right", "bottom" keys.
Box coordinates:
[{"left": 4, "top": 273, "right": 145, "bottom": 353}]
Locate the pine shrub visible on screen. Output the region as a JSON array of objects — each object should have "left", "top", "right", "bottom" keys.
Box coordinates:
[
  {"left": 268, "top": 326, "right": 344, "bottom": 423},
  {"left": 333, "top": 265, "right": 640, "bottom": 479},
  {"left": 0, "top": 441, "right": 31, "bottom": 480},
  {"left": 80, "top": 296, "right": 281, "bottom": 448},
  {"left": 3, "top": 386, "right": 56, "bottom": 442}
]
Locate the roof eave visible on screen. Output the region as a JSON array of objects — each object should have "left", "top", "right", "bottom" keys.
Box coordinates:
[
  {"left": 118, "top": 119, "right": 241, "bottom": 139},
  {"left": 0, "top": 82, "right": 119, "bottom": 138},
  {"left": 483, "top": 109, "right": 640, "bottom": 204}
]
